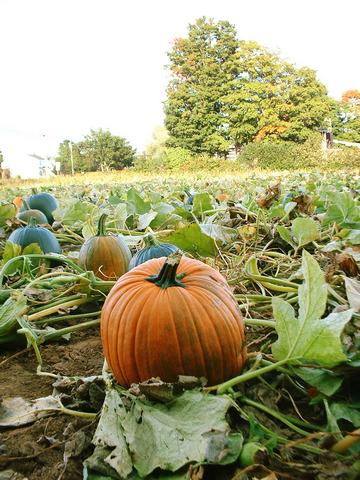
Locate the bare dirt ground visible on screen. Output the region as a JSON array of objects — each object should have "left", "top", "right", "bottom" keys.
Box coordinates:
[{"left": 0, "top": 329, "right": 103, "bottom": 480}]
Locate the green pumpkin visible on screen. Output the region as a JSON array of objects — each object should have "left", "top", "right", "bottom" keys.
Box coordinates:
[
  {"left": 20, "top": 192, "right": 58, "bottom": 224},
  {"left": 16, "top": 199, "right": 48, "bottom": 224},
  {"left": 129, "top": 233, "right": 178, "bottom": 269},
  {"left": 8, "top": 220, "right": 61, "bottom": 254}
]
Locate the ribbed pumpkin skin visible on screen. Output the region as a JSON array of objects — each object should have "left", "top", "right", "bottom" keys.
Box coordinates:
[
  {"left": 79, "top": 235, "right": 131, "bottom": 280},
  {"left": 17, "top": 209, "right": 48, "bottom": 224},
  {"left": 129, "top": 242, "right": 178, "bottom": 269},
  {"left": 20, "top": 193, "right": 58, "bottom": 223},
  {"left": 8, "top": 225, "right": 62, "bottom": 253},
  {"left": 101, "top": 256, "right": 246, "bottom": 387}
]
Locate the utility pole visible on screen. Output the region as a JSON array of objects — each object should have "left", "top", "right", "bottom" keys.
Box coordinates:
[{"left": 69, "top": 141, "right": 74, "bottom": 175}]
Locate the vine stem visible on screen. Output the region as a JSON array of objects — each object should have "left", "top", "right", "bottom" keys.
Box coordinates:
[
  {"left": 0, "top": 254, "right": 86, "bottom": 285},
  {"left": 331, "top": 428, "right": 360, "bottom": 453},
  {"left": 244, "top": 318, "right": 276, "bottom": 328},
  {"left": 210, "top": 357, "right": 296, "bottom": 394},
  {"left": 27, "top": 297, "right": 91, "bottom": 321},
  {"left": 239, "top": 396, "right": 314, "bottom": 436}
]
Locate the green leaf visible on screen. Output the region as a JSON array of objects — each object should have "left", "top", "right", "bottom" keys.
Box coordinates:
[
  {"left": 192, "top": 193, "right": 213, "bottom": 217},
  {"left": 284, "top": 201, "right": 297, "bottom": 216},
  {"left": 162, "top": 224, "right": 217, "bottom": 257},
  {"left": 291, "top": 217, "right": 320, "bottom": 247},
  {"left": 82, "top": 220, "right": 96, "bottom": 240},
  {"left": 126, "top": 188, "right": 151, "bottom": 215},
  {"left": 112, "top": 203, "right": 128, "bottom": 229},
  {"left": 2, "top": 241, "right": 23, "bottom": 276},
  {"left": 150, "top": 213, "right": 182, "bottom": 230},
  {"left": 107, "top": 195, "right": 122, "bottom": 206},
  {"left": 137, "top": 211, "right": 158, "bottom": 230},
  {"left": 272, "top": 251, "right": 352, "bottom": 366},
  {"left": 324, "top": 192, "right": 360, "bottom": 226},
  {"left": 0, "top": 295, "right": 28, "bottom": 338},
  {"left": 22, "top": 243, "right": 43, "bottom": 255},
  {"left": 276, "top": 225, "right": 295, "bottom": 248},
  {"left": 1, "top": 241, "right": 44, "bottom": 276},
  {"left": 330, "top": 403, "right": 360, "bottom": 428},
  {"left": 0, "top": 203, "right": 16, "bottom": 227},
  {"left": 54, "top": 199, "right": 98, "bottom": 227},
  {"left": 200, "top": 224, "right": 237, "bottom": 244},
  {"left": 344, "top": 229, "right": 360, "bottom": 245},
  {"left": 85, "top": 388, "right": 242, "bottom": 479},
  {"left": 294, "top": 367, "right": 343, "bottom": 396},
  {"left": 153, "top": 202, "right": 174, "bottom": 215},
  {"left": 2, "top": 241, "right": 22, "bottom": 274}
]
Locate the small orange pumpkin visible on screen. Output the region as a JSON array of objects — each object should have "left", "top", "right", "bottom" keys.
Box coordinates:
[
  {"left": 13, "top": 196, "right": 23, "bottom": 210},
  {"left": 101, "top": 254, "right": 246, "bottom": 387},
  {"left": 79, "top": 214, "right": 131, "bottom": 280}
]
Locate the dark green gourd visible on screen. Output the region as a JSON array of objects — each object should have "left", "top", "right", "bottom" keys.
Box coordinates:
[
  {"left": 8, "top": 219, "right": 61, "bottom": 254},
  {"left": 17, "top": 199, "right": 48, "bottom": 224},
  {"left": 129, "top": 233, "right": 178, "bottom": 269},
  {"left": 20, "top": 192, "right": 58, "bottom": 224}
]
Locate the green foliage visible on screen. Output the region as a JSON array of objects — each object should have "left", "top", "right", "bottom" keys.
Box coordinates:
[
  {"left": 165, "top": 18, "right": 331, "bottom": 155},
  {"left": 237, "top": 141, "right": 297, "bottom": 170},
  {"left": 85, "top": 388, "right": 242, "bottom": 478},
  {"left": 0, "top": 203, "right": 17, "bottom": 227},
  {"left": 164, "top": 17, "right": 238, "bottom": 156},
  {"left": 134, "top": 147, "right": 230, "bottom": 172},
  {"left": 56, "top": 129, "right": 136, "bottom": 173},
  {"left": 331, "top": 90, "right": 360, "bottom": 143},
  {"left": 272, "top": 251, "right": 353, "bottom": 367},
  {"left": 236, "top": 135, "right": 360, "bottom": 170},
  {"left": 226, "top": 42, "right": 331, "bottom": 146}
]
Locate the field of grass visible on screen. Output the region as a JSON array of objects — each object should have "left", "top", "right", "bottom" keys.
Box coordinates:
[{"left": 0, "top": 168, "right": 360, "bottom": 479}]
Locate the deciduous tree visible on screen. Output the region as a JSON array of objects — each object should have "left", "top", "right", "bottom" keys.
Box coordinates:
[{"left": 56, "top": 129, "right": 136, "bottom": 173}]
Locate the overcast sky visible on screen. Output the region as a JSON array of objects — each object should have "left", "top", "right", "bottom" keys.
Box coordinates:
[{"left": 1, "top": 0, "right": 359, "bottom": 178}]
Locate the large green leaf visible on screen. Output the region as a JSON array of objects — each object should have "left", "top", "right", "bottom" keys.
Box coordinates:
[
  {"left": 276, "top": 225, "right": 296, "bottom": 248},
  {"left": 85, "top": 388, "right": 242, "bottom": 479},
  {"left": 330, "top": 402, "right": 360, "bottom": 428},
  {"left": 1, "top": 241, "right": 43, "bottom": 275},
  {"left": 324, "top": 192, "right": 360, "bottom": 226},
  {"left": 0, "top": 203, "right": 16, "bottom": 227},
  {"left": 126, "top": 188, "right": 151, "bottom": 215},
  {"left": 54, "top": 199, "right": 98, "bottom": 227},
  {"left": 291, "top": 217, "right": 320, "bottom": 247},
  {"left": 192, "top": 193, "right": 213, "bottom": 217},
  {"left": 0, "top": 295, "right": 27, "bottom": 339},
  {"left": 272, "top": 251, "right": 352, "bottom": 367},
  {"left": 137, "top": 211, "right": 158, "bottom": 230},
  {"left": 161, "top": 224, "right": 217, "bottom": 257},
  {"left": 200, "top": 224, "right": 237, "bottom": 244}
]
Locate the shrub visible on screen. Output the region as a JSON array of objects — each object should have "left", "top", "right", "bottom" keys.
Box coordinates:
[
  {"left": 236, "top": 141, "right": 297, "bottom": 170},
  {"left": 134, "top": 148, "right": 233, "bottom": 172}
]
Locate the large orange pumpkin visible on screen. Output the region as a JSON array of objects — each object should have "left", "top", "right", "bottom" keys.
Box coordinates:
[
  {"left": 79, "top": 214, "right": 131, "bottom": 280},
  {"left": 101, "top": 254, "right": 246, "bottom": 386}
]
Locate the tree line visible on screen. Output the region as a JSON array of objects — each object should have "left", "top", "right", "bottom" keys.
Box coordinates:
[{"left": 55, "top": 17, "right": 360, "bottom": 173}]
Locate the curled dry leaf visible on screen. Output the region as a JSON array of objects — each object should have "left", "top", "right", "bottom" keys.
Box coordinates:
[
  {"left": 256, "top": 183, "right": 281, "bottom": 208},
  {"left": 336, "top": 253, "right": 359, "bottom": 277}
]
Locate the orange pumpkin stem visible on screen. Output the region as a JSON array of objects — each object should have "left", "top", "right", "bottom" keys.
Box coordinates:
[{"left": 146, "top": 253, "right": 185, "bottom": 289}]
